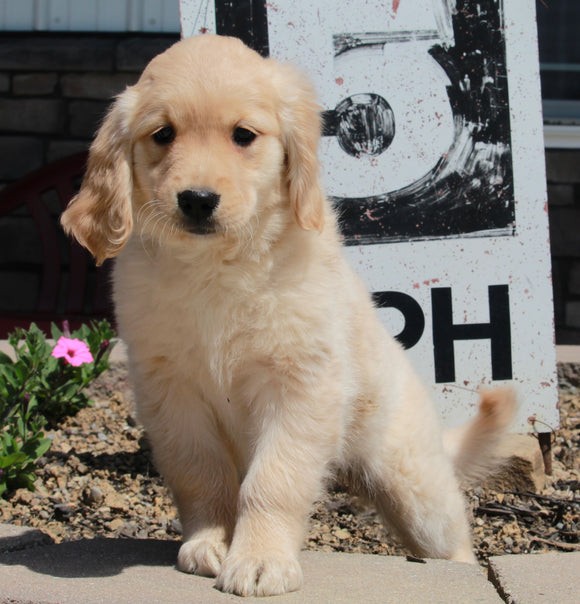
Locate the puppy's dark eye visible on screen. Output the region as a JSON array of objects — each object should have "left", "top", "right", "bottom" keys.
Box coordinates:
[
  {"left": 233, "top": 127, "right": 257, "bottom": 147},
  {"left": 152, "top": 125, "right": 175, "bottom": 145}
]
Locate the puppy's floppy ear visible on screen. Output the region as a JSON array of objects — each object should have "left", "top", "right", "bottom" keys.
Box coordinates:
[
  {"left": 274, "top": 63, "right": 325, "bottom": 233},
  {"left": 61, "top": 87, "right": 138, "bottom": 265}
]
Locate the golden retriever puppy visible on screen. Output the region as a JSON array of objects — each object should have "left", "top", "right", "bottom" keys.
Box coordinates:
[{"left": 62, "top": 34, "right": 516, "bottom": 597}]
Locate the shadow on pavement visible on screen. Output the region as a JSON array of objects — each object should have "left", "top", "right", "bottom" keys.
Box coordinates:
[{"left": 0, "top": 537, "right": 181, "bottom": 579}]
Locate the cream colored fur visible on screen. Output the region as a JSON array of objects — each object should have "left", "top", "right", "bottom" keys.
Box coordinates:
[{"left": 61, "top": 35, "right": 516, "bottom": 597}]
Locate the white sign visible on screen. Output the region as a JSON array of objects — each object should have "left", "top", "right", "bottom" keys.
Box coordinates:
[{"left": 180, "top": 0, "right": 558, "bottom": 431}]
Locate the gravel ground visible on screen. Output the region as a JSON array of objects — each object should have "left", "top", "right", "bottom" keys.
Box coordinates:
[{"left": 1, "top": 362, "right": 578, "bottom": 564}]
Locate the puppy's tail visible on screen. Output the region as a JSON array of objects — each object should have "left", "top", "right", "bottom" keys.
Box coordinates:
[{"left": 443, "top": 386, "right": 517, "bottom": 487}]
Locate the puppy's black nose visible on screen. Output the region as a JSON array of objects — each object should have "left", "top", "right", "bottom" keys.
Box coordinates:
[{"left": 177, "top": 189, "right": 220, "bottom": 226}]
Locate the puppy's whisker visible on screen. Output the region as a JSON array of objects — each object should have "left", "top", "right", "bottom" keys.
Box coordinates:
[
  {"left": 158, "top": 218, "right": 172, "bottom": 247},
  {"left": 157, "top": 216, "right": 175, "bottom": 248},
  {"left": 148, "top": 214, "right": 167, "bottom": 246},
  {"left": 138, "top": 200, "right": 164, "bottom": 231},
  {"left": 137, "top": 198, "right": 161, "bottom": 221},
  {"left": 141, "top": 207, "right": 166, "bottom": 237},
  {"left": 147, "top": 210, "right": 166, "bottom": 231},
  {"left": 137, "top": 199, "right": 168, "bottom": 258}
]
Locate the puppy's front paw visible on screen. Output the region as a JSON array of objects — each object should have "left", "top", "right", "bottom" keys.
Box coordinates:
[
  {"left": 177, "top": 535, "right": 228, "bottom": 578},
  {"left": 216, "top": 552, "right": 303, "bottom": 597}
]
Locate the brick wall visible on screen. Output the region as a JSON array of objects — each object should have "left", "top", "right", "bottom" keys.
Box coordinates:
[
  {"left": 0, "top": 34, "right": 179, "bottom": 319},
  {"left": 0, "top": 33, "right": 179, "bottom": 188},
  {"left": 0, "top": 33, "right": 578, "bottom": 343},
  {"left": 547, "top": 150, "right": 580, "bottom": 344}
]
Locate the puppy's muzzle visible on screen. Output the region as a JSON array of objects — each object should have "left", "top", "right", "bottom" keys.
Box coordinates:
[{"left": 177, "top": 188, "right": 220, "bottom": 234}]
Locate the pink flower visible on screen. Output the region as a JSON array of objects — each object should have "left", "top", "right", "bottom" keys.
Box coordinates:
[{"left": 52, "top": 337, "right": 94, "bottom": 366}]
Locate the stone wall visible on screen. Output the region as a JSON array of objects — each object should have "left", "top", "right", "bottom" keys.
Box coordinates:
[{"left": 0, "top": 33, "right": 579, "bottom": 343}]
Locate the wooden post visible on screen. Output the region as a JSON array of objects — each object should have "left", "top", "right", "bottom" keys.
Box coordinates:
[{"left": 538, "top": 432, "right": 553, "bottom": 475}]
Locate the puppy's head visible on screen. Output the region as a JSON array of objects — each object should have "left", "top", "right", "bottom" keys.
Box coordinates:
[{"left": 61, "top": 35, "right": 324, "bottom": 264}]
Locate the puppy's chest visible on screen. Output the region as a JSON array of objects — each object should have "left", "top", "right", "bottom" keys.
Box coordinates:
[
  {"left": 121, "top": 258, "right": 285, "bottom": 378},
  {"left": 116, "top": 245, "right": 337, "bottom": 408}
]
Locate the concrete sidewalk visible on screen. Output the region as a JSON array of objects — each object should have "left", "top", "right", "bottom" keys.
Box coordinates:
[{"left": 1, "top": 524, "right": 579, "bottom": 603}]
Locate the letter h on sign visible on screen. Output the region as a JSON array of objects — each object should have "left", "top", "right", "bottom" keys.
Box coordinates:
[{"left": 431, "top": 285, "right": 512, "bottom": 384}]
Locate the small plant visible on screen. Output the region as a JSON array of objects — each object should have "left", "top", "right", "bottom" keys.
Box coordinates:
[{"left": 0, "top": 320, "right": 116, "bottom": 497}]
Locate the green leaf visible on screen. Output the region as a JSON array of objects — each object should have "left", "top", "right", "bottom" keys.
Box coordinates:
[
  {"left": 1, "top": 365, "right": 20, "bottom": 389},
  {"left": 0, "top": 351, "right": 13, "bottom": 365},
  {"left": 0, "top": 451, "right": 28, "bottom": 468},
  {"left": 26, "top": 393, "right": 39, "bottom": 411},
  {"left": 22, "top": 437, "right": 51, "bottom": 460},
  {"left": 20, "top": 473, "right": 37, "bottom": 491},
  {"left": 8, "top": 331, "right": 20, "bottom": 351},
  {"left": 58, "top": 382, "right": 80, "bottom": 402},
  {"left": 27, "top": 323, "right": 41, "bottom": 337},
  {"left": 12, "top": 362, "right": 28, "bottom": 384},
  {"left": 45, "top": 355, "right": 59, "bottom": 374},
  {"left": 72, "top": 324, "right": 90, "bottom": 342},
  {"left": 50, "top": 323, "right": 63, "bottom": 341},
  {"left": 16, "top": 415, "right": 25, "bottom": 437}
]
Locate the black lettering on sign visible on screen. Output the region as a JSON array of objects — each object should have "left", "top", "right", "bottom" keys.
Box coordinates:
[
  {"left": 431, "top": 285, "right": 512, "bottom": 383},
  {"left": 372, "top": 291, "right": 425, "bottom": 350}
]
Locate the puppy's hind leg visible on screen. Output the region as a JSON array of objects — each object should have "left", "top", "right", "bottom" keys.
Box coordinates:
[
  {"left": 357, "top": 386, "right": 476, "bottom": 563},
  {"left": 370, "top": 455, "right": 475, "bottom": 563}
]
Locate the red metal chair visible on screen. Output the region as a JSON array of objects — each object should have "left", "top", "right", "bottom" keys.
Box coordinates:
[{"left": 0, "top": 152, "right": 114, "bottom": 337}]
